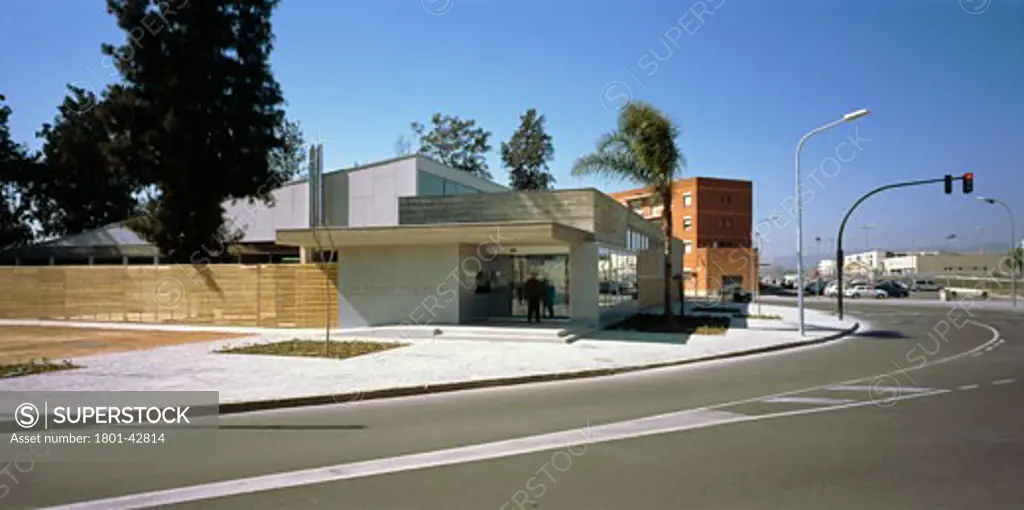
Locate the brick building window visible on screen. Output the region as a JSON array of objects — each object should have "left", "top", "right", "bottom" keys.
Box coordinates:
[
  {"left": 682, "top": 193, "right": 692, "bottom": 207},
  {"left": 683, "top": 217, "right": 693, "bottom": 230}
]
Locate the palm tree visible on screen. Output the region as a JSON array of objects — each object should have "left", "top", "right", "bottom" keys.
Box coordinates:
[{"left": 572, "top": 102, "right": 684, "bottom": 324}]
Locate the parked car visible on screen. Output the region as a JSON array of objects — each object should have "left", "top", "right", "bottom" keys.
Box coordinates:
[
  {"left": 805, "top": 280, "right": 830, "bottom": 295},
  {"left": 824, "top": 282, "right": 840, "bottom": 297},
  {"left": 910, "top": 279, "right": 943, "bottom": 292},
  {"left": 875, "top": 280, "right": 909, "bottom": 298},
  {"left": 619, "top": 281, "right": 638, "bottom": 299},
  {"left": 723, "top": 283, "right": 752, "bottom": 303},
  {"left": 844, "top": 285, "right": 888, "bottom": 299}
]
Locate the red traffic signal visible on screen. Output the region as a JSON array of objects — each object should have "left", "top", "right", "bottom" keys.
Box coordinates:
[{"left": 963, "top": 173, "right": 974, "bottom": 194}]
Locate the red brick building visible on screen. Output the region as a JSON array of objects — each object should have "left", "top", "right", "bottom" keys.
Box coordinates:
[{"left": 609, "top": 177, "right": 758, "bottom": 295}]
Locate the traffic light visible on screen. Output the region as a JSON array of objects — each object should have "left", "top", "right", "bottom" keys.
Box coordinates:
[
  {"left": 962, "top": 173, "right": 974, "bottom": 194},
  {"left": 944, "top": 174, "right": 953, "bottom": 194}
]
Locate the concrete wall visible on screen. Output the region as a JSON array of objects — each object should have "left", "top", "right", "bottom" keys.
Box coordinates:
[
  {"left": 348, "top": 158, "right": 418, "bottom": 227},
  {"left": 322, "top": 171, "right": 350, "bottom": 227},
  {"left": 570, "top": 241, "right": 600, "bottom": 324},
  {"left": 223, "top": 182, "right": 310, "bottom": 243},
  {"left": 399, "top": 189, "right": 663, "bottom": 243},
  {"left": 336, "top": 244, "right": 461, "bottom": 327}
]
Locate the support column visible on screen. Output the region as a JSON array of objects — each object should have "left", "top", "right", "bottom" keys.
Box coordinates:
[
  {"left": 300, "top": 247, "right": 312, "bottom": 264},
  {"left": 569, "top": 241, "right": 599, "bottom": 324}
]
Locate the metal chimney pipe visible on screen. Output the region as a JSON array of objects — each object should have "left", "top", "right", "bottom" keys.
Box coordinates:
[
  {"left": 317, "top": 144, "right": 326, "bottom": 226},
  {"left": 308, "top": 145, "right": 319, "bottom": 227}
]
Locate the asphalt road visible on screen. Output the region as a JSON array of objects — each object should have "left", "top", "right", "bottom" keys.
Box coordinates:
[{"left": 3, "top": 301, "right": 1022, "bottom": 509}]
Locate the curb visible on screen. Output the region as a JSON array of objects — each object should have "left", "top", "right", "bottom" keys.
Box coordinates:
[{"left": 217, "top": 321, "right": 861, "bottom": 415}]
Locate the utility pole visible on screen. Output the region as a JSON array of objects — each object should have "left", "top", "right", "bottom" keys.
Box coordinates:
[{"left": 861, "top": 224, "right": 876, "bottom": 251}]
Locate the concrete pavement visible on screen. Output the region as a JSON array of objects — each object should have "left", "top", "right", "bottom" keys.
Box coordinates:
[
  {"left": 1, "top": 301, "right": 1020, "bottom": 509},
  {"left": 0, "top": 304, "right": 858, "bottom": 406}
]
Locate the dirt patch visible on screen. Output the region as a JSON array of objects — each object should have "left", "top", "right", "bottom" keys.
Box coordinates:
[
  {"left": 218, "top": 339, "right": 406, "bottom": 360},
  {"left": 607, "top": 314, "right": 731, "bottom": 334},
  {"left": 0, "top": 326, "right": 240, "bottom": 364}
]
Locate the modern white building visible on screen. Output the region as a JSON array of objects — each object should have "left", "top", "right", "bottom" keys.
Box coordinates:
[
  {"left": 2, "top": 155, "right": 668, "bottom": 328},
  {"left": 842, "top": 250, "right": 888, "bottom": 277},
  {"left": 0, "top": 155, "right": 507, "bottom": 265},
  {"left": 817, "top": 259, "right": 838, "bottom": 278}
]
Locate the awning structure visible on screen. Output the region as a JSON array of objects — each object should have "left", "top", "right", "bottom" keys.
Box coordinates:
[{"left": 276, "top": 221, "right": 594, "bottom": 248}]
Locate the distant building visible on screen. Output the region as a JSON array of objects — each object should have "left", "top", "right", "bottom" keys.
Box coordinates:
[
  {"left": 883, "top": 251, "right": 1013, "bottom": 277},
  {"left": 817, "top": 259, "right": 838, "bottom": 278},
  {"left": 841, "top": 250, "right": 889, "bottom": 278},
  {"left": 608, "top": 177, "right": 756, "bottom": 295}
]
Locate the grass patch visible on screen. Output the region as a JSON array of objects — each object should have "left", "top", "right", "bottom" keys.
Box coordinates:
[
  {"left": 609, "top": 314, "right": 731, "bottom": 335},
  {"left": 217, "top": 339, "right": 407, "bottom": 360},
  {"left": 0, "top": 358, "right": 79, "bottom": 379},
  {"left": 742, "top": 314, "right": 783, "bottom": 320}
]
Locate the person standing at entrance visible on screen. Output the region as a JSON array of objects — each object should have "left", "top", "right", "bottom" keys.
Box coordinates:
[
  {"left": 542, "top": 278, "right": 556, "bottom": 318},
  {"left": 524, "top": 272, "right": 544, "bottom": 323}
]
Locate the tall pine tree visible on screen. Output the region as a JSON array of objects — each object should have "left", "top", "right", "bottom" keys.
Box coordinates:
[
  {"left": 0, "top": 95, "right": 34, "bottom": 249},
  {"left": 30, "top": 85, "right": 141, "bottom": 238},
  {"left": 102, "top": 0, "right": 288, "bottom": 262},
  {"left": 501, "top": 108, "right": 555, "bottom": 190}
]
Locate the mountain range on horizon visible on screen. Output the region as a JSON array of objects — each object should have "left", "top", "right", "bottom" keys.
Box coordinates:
[{"left": 767, "top": 241, "right": 1022, "bottom": 270}]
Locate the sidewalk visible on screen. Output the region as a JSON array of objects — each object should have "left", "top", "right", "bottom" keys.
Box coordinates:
[{"left": 0, "top": 304, "right": 863, "bottom": 409}]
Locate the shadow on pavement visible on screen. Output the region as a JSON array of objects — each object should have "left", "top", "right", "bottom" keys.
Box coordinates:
[
  {"left": 852, "top": 330, "right": 910, "bottom": 340},
  {"left": 215, "top": 424, "right": 366, "bottom": 431}
]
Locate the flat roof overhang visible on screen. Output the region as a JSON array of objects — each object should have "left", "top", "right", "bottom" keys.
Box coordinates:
[{"left": 276, "top": 221, "right": 595, "bottom": 248}]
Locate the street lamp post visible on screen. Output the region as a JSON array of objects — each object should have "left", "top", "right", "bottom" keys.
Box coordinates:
[
  {"left": 795, "top": 109, "right": 870, "bottom": 335},
  {"left": 978, "top": 197, "right": 1017, "bottom": 308}
]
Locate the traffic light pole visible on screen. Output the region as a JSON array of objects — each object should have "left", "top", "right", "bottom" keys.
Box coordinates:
[{"left": 837, "top": 176, "right": 959, "bottom": 320}]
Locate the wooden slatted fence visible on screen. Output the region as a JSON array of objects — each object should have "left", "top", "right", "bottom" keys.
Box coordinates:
[{"left": 0, "top": 264, "right": 338, "bottom": 328}]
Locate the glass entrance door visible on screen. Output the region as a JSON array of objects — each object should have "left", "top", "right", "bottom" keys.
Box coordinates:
[{"left": 510, "top": 254, "right": 570, "bottom": 319}]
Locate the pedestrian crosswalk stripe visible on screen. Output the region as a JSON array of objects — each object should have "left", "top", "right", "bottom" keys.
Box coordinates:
[
  {"left": 825, "top": 385, "right": 934, "bottom": 393},
  {"left": 760, "top": 396, "right": 857, "bottom": 405}
]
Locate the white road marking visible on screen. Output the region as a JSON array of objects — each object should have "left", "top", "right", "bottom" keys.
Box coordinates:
[
  {"left": 40, "top": 321, "right": 1002, "bottom": 510},
  {"left": 958, "top": 384, "right": 979, "bottom": 390},
  {"left": 760, "top": 396, "right": 857, "bottom": 405},
  {"left": 992, "top": 379, "right": 1014, "bottom": 386},
  {"left": 825, "top": 385, "right": 934, "bottom": 393}
]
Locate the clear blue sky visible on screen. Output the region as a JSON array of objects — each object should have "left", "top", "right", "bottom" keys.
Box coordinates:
[{"left": 2, "top": 0, "right": 1022, "bottom": 262}]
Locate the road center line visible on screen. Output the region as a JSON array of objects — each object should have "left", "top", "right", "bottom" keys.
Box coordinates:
[
  {"left": 760, "top": 396, "right": 856, "bottom": 405},
  {"left": 992, "top": 379, "right": 1014, "bottom": 385},
  {"left": 958, "top": 384, "right": 979, "bottom": 390}
]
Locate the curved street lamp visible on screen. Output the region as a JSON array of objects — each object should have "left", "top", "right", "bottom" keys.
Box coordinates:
[
  {"left": 977, "top": 196, "right": 1017, "bottom": 308},
  {"left": 795, "top": 109, "right": 870, "bottom": 336}
]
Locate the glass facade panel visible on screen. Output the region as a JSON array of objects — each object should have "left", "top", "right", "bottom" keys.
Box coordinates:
[
  {"left": 598, "top": 245, "right": 639, "bottom": 310},
  {"left": 417, "top": 171, "right": 445, "bottom": 196},
  {"left": 423, "top": 172, "right": 481, "bottom": 196}
]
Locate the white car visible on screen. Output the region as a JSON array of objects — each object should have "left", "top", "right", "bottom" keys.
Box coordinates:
[
  {"left": 844, "top": 285, "right": 888, "bottom": 299},
  {"left": 823, "top": 282, "right": 840, "bottom": 297},
  {"left": 910, "top": 279, "right": 943, "bottom": 291}
]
